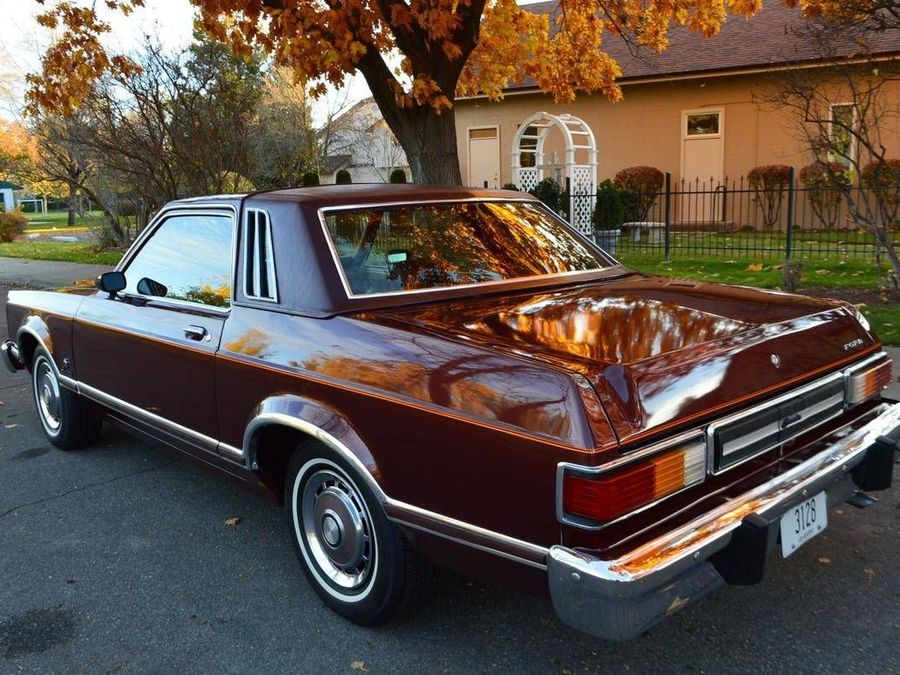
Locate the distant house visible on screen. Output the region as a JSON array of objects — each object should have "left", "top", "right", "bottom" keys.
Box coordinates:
[
  {"left": 0, "top": 180, "right": 22, "bottom": 211},
  {"left": 319, "top": 98, "right": 409, "bottom": 183},
  {"left": 454, "top": 0, "right": 900, "bottom": 189}
]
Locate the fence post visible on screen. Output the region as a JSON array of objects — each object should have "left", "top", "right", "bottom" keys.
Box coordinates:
[
  {"left": 664, "top": 172, "right": 672, "bottom": 262},
  {"left": 785, "top": 166, "right": 795, "bottom": 261}
]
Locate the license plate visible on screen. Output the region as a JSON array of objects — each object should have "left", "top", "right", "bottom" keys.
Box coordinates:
[{"left": 780, "top": 491, "right": 827, "bottom": 557}]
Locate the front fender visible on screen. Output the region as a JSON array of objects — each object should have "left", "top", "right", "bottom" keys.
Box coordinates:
[
  {"left": 241, "top": 394, "right": 385, "bottom": 502},
  {"left": 18, "top": 314, "right": 55, "bottom": 358}
]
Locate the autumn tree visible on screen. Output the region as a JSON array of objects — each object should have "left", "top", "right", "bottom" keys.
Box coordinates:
[
  {"left": 28, "top": 0, "right": 766, "bottom": 186},
  {"left": 250, "top": 66, "right": 318, "bottom": 189}
]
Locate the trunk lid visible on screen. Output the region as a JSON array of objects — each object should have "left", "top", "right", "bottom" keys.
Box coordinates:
[{"left": 377, "top": 274, "right": 877, "bottom": 446}]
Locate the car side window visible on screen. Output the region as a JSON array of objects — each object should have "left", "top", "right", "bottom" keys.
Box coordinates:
[{"left": 124, "top": 213, "right": 233, "bottom": 309}]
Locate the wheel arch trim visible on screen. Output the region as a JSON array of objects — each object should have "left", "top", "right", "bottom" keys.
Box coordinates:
[
  {"left": 16, "top": 321, "right": 76, "bottom": 390},
  {"left": 240, "top": 395, "right": 385, "bottom": 503}
]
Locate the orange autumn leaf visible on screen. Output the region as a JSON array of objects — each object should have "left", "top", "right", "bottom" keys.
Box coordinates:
[{"left": 28, "top": 0, "right": 767, "bottom": 116}]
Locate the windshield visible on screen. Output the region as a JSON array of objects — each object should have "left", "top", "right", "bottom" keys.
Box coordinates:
[{"left": 322, "top": 201, "right": 613, "bottom": 297}]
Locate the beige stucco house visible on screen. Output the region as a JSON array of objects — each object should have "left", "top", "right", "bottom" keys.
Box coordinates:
[{"left": 455, "top": 1, "right": 900, "bottom": 190}]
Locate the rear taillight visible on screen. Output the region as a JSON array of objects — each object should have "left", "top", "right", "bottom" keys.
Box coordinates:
[
  {"left": 846, "top": 359, "right": 892, "bottom": 405},
  {"left": 560, "top": 439, "right": 706, "bottom": 525}
]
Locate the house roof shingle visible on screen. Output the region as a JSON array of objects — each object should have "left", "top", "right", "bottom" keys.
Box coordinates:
[{"left": 504, "top": 0, "right": 900, "bottom": 91}]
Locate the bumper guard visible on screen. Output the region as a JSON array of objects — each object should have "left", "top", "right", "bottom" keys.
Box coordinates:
[{"left": 1, "top": 340, "right": 24, "bottom": 374}]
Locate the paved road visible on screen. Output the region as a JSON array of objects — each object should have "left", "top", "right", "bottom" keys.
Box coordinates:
[
  {"left": 0, "top": 257, "right": 112, "bottom": 289},
  {"left": 1, "top": 285, "right": 899, "bottom": 673}
]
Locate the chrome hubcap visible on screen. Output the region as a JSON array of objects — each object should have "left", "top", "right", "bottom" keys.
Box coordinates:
[
  {"left": 301, "top": 469, "right": 373, "bottom": 591},
  {"left": 34, "top": 359, "right": 61, "bottom": 432}
]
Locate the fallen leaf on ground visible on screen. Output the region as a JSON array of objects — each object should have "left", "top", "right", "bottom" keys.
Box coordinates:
[
  {"left": 818, "top": 557, "right": 831, "bottom": 564},
  {"left": 864, "top": 567, "right": 876, "bottom": 584},
  {"left": 746, "top": 263, "right": 764, "bottom": 271},
  {"left": 224, "top": 517, "right": 241, "bottom": 527},
  {"left": 351, "top": 661, "right": 368, "bottom": 672}
]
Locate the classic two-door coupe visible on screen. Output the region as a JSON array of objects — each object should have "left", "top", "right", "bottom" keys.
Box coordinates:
[{"left": 3, "top": 185, "right": 898, "bottom": 639}]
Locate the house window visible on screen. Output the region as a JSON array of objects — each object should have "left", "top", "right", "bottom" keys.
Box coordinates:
[
  {"left": 468, "top": 127, "right": 497, "bottom": 140},
  {"left": 686, "top": 112, "right": 720, "bottom": 136},
  {"left": 830, "top": 103, "right": 856, "bottom": 165}
]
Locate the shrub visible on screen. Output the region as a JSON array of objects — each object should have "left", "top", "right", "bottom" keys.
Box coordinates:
[
  {"left": 335, "top": 169, "right": 352, "bottom": 184},
  {"left": 619, "top": 189, "right": 641, "bottom": 223},
  {"left": 862, "top": 159, "right": 900, "bottom": 217},
  {"left": 593, "top": 179, "right": 625, "bottom": 231},
  {"left": 861, "top": 159, "right": 900, "bottom": 188},
  {"left": 501, "top": 183, "right": 519, "bottom": 191},
  {"left": 0, "top": 209, "right": 27, "bottom": 243},
  {"left": 529, "top": 177, "right": 563, "bottom": 213},
  {"left": 389, "top": 169, "right": 407, "bottom": 183},
  {"left": 614, "top": 166, "right": 664, "bottom": 220},
  {"left": 301, "top": 171, "right": 320, "bottom": 186},
  {"left": 748, "top": 164, "right": 792, "bottom": 229},
  {"left": 799, "top": 161, "right": 851, "bottom": 229}
]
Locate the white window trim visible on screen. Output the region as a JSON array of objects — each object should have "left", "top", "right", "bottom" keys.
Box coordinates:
[
  {"left": 243, "top": 208, "right": 279, "bottom": 303},
  {"left": 829, "top": 102, "right": 858, "bottom": 165}
]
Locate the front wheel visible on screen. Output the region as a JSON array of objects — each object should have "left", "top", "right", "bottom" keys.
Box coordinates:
[
  {"left": 285, "top": 443, "right": 431, "bottom": 626},
  {"left": 31, "top": 348, "right": 102, "bottom": 450}
]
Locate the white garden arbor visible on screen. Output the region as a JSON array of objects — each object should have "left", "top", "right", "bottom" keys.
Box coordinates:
[{"left": 512, "top": 112, "right": 597, "bottom": 235}]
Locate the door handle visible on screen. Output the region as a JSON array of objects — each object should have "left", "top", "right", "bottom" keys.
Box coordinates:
[{"left": 183, "top": 325, "right": 209, "bottom": 341}]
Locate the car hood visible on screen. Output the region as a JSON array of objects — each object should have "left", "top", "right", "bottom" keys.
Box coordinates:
[{"left": 376, "top": 274, "right": 878, "bottom": 446}]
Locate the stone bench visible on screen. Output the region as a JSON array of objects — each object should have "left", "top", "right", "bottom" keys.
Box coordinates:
[{"left": 623, "top": 221, "right": 665, "bottom": 244}]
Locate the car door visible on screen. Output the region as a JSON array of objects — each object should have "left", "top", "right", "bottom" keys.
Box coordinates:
[{"left": 73, "top": 206, "right": 235, "bottom": 456}]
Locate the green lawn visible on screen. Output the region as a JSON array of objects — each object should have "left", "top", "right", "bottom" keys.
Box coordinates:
[
  {"left": 616, "top": 229, "right": 900, "bottom": 259},
  {"left": 860, "top": 307, "right": 900, "bottom": 345},
  {"left": 23, "top": 210, "right": 103, "bottom": 229},
  {"left": 616, "top": 254, "right": 889, "bottom": 289},
  {"left": 0, "top": 241, "right": 122, "bottom": 265}
]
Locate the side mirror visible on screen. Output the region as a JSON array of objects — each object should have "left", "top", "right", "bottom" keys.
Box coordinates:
[{"left": 96, "top": 271, "right": 126, "bottom": 297}]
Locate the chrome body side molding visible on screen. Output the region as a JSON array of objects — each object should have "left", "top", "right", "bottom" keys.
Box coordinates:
[{"left": 77, "top": 381, "right": 221, "bottom": 454}]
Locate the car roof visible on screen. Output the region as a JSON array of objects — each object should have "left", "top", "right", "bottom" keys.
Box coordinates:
[{"left": 169, "top": 184, "right": 533, "bottom": 210}]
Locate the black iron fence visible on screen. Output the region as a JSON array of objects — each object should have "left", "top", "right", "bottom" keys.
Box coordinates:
[{"left": 560, "top": 169, "right": 900, "bottom": 262}]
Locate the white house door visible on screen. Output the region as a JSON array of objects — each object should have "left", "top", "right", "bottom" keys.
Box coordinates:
[
  {"left": 681, "top": 110, "right": 724, "bottom": 222},
  {"left": 467, "top": 127, "right": 500, "bottom": 188}
]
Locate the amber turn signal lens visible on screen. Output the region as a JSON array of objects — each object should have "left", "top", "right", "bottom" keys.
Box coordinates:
[
  {"left": 562, "top": 442, "right": 706, "bottom": 523},
  {"left": 847, "top": 359, "right": 892, "bottom": 406}
]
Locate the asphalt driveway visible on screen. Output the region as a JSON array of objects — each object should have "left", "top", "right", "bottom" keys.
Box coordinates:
[{"left": 1, "top": 284, "right": 899, "bottom": 673}]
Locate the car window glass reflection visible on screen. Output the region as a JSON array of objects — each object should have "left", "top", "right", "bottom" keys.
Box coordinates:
[
  {"left": 324, "top": 202, "right": 610, "bottom": 296},
  {"left": 124, "top": 214, "right": 233, "bottom": 308}
]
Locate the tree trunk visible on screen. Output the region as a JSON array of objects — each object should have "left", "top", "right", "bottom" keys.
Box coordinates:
[
  {"left": 358, "top": 53, "right": 463, "bottom": 186},
  {"left": 391, "top": 106, "right": 463, "bottom": 185},
  {"left": 67, "top": 182, "right": 76, "bottom": 227}
]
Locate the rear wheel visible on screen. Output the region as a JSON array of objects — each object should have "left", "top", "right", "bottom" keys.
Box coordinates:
[
  {"left": 31, "top": 348, "right": 102, "bottom": 450},
  {"left": 284, "top": 442, "right": 431, "bottom": 626}
]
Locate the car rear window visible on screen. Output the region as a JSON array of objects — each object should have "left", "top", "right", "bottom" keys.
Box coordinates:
[{"left": 321, "top": 201, "right": 611, "bottom": 297}]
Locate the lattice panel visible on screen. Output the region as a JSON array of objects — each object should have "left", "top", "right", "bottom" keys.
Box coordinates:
[
  {"left": 518, "top": 167, "right": 539, "bottom": 193},
  {"left": 569, "top": 164, "right": 596, "bottom": 235}
]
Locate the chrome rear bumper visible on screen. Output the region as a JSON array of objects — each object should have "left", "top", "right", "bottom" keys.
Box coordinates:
[
  {"left": 548, "top": 403, "right": 900, "bottom": 640},
  {"left": 1, "top": 340, "right": 24, "bottom": 374}
]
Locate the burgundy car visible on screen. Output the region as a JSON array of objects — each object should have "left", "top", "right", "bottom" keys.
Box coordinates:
[{"left": 3, "top": 185, "right": 897, "bottom": 639}]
